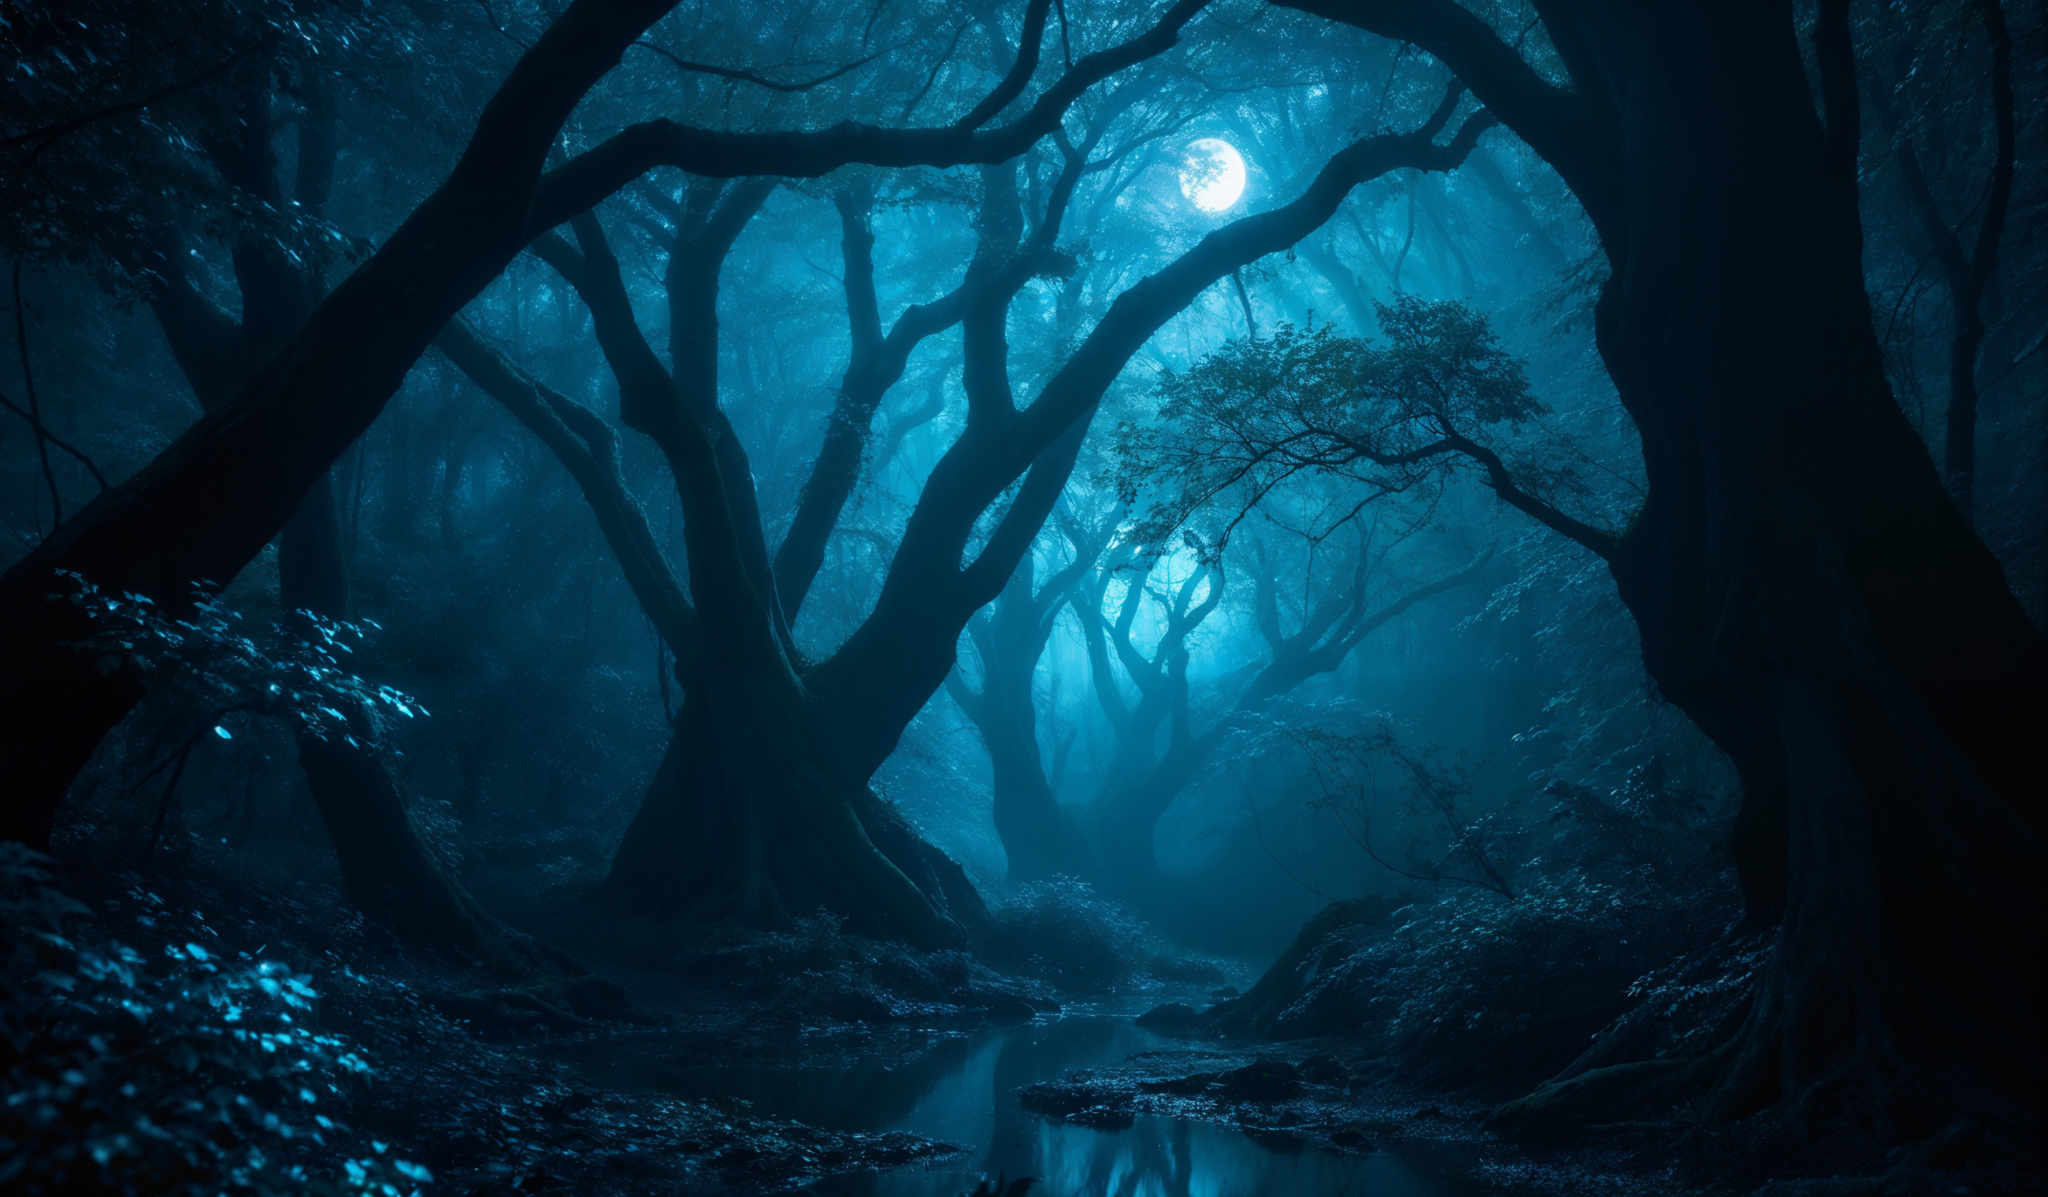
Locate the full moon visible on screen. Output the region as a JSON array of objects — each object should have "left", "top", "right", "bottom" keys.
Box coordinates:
[{"left": 1179, "top": 138, "right": 1247, "bottom": 212}]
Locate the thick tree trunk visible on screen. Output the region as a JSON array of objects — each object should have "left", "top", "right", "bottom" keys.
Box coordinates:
[
  {"left": 1093, "top": 787, "right": 1172, "bottom": 901},
  {"left": 1560, "top": 4, "right": 2042, "bottom": 1140},
  {"left": 603, "top": 690, "right": 986, "bottom": 950},
  {"left": 446, "top": 309, "right": 987, "bottom": 949},
  {"left": 297, "top": 732, "right": 531, "bottom": 967},
  {"left": 1281, "top": 0, "right": 2043, "bottom": 1144}
]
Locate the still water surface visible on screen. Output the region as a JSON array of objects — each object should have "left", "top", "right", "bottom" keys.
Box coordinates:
[{"left": 577, "top": 1013, "right": 1477, "bottom": 1196}]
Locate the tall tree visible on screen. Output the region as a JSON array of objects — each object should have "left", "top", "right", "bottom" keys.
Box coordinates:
[
  {"left": 450, "top": 83, "right": 1491, "bottom": 946},
  {"left": 1279, "top": 0, "right": 2043, "bottom": 1142},
  {"left": 0, "top": 0, "right": 685, "bottom": 845},
  {"left": 133, "top": 47, "right": 544, "bottom": 967}
]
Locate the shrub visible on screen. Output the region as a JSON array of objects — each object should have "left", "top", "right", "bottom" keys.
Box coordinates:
[
  {"left": 981, "top": 878, "right": 1152, "bottom": 994},
  {"left": 0, "top": 845, "right": 428, "bottom": 1195},
  {"left": 1260, "top": 868, "right": 1733, "bottom": 1094}
]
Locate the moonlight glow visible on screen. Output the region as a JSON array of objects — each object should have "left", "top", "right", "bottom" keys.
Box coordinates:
[{"left": 1179, "top": 138, "right": 1246, "bottom": 212}]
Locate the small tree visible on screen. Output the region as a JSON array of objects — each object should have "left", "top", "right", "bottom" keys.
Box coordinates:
[{"left": 1114, "top": 296, "right": 1607, "bottom": 556}]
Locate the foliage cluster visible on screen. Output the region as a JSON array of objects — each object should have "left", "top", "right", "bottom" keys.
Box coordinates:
[
  {"left": 982, "top": 877, "right": 1228, "bottom": 995},
  {"left": 1112, "top": 297, "right": 1556, "bottom": 551},
  {"left": 0, "top": 0, "right": 407, "bottom": 291},
  {"left": 680, "top": 912, "right": 1050, "bottom": 1023},
  {"left": 0, "top": 844, "right": 429, "bottom": 1196},
  {"left": 1255, "top": 864, "right": 1734, "bottom": 1095},
  {"left": 982, "top": 877, "right": 1154, "bottom": 994},
  {"left": 61, "top": 571, "right": 426, "bottom": 751},
  {"left": 1210, "top": 740, "right": 1737, "bottom": 1093}
]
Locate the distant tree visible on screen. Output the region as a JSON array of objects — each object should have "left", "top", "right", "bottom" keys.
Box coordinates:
[
  {"left": 1068, "top": 532, "right": 1226, "bottom": 893},
  {"left": 1068, "top": 516, "right": 1489, "bottom": 902},
  {"left": 947, "top": 507, "right": 1113, "bottom": 883}
]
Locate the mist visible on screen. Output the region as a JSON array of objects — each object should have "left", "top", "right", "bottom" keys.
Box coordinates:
[{"left": 2, "top": 2, "right": 2042, "bottom": 1194}]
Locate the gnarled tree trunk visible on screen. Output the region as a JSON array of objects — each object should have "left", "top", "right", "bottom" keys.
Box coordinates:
[
  {"left": 1286, "top": 0, "right": 2044, "bottom": 1146},
  {"left": 1585, "top": 7, "right": 2041, "bottom": 1137},
  {"left": 603, "top": 687, "right": 986, "bottom": 950}
]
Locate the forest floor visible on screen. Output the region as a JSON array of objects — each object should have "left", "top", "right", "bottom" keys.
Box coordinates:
[
  {"left": 4, "top": 843, "right": 969, "bottom": 1194},
  {"left": 2, "top": 840, "right": 1820, "bottom": 1197}
]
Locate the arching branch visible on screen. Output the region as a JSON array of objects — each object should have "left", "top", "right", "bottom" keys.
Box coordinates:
[
  {"left": 435, "top": 321, "right": 699, "bottom": 659},
  {"left": 528, "top": 0, "right": 1212, "bottom": 227}
]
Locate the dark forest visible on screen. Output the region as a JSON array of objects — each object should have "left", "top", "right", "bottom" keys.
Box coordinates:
[{"left": 2, "top": 1, "right": 2042, "bottom": 1193}]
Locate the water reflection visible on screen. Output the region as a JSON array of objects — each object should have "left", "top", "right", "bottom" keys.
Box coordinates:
[
  {"left": 563, "top": 1015, "right": 1468, "bottom": 1196},
  {"left": 803, "top": 1017, "right": 1465, "bottom": 1197}
]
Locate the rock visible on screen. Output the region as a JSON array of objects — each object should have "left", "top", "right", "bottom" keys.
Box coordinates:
[
  {"left": 1063, "top": 1105, "right": 1136, "bottom": 1131},
  {"left": 560, "top": 975, "right": 636, "bottom": 1021},
  {"left": 1298, "top": 1053, "right": 1348, "bottom": 1086},
  {"left": 1018, "top": 1080, "right": 1135, "bottom": 1130},
  {"left": 967, "top": 990, "right": 1039, "bottom": 1021},
  {"left": 1135, "top": 1001, "right": 1203, "bottom": 1031},
  {"left": 1219, "top": 1057, "right": 1301, "bottom": 1102}
]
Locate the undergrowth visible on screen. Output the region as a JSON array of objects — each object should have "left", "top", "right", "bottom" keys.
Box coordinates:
[{"left": 0, "top": 844, "right": 429, "bottom": 1196}]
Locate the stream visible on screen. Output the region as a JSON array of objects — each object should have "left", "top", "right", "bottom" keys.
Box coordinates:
[{"left": 564, "top": 1011, "right": 1481, "bottom": 1196}]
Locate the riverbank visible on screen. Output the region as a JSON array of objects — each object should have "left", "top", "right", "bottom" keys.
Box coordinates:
[{"left": 0, "top": 844, "right": 1879, "bottom": 1197}]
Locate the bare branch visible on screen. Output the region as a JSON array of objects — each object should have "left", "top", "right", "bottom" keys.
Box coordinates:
[
  {"left": 632, "top": 39, "right": 896, "bottom": 93},
  {"left": 530, "top": 0, "right": 1213, "bottom": 227}
]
